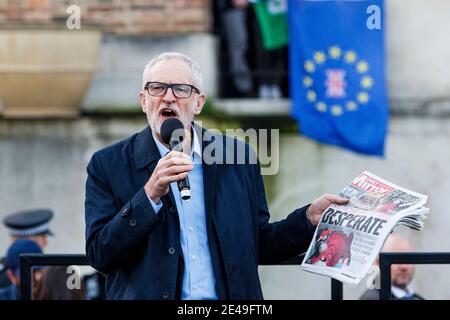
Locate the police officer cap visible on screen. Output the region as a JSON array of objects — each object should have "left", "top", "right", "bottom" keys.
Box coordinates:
[{"left": 3, "top": 209, "right": 54, "bottom": 237}]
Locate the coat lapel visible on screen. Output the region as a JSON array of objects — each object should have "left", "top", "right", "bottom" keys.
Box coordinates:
[
  {"left": 133, "top": 126, "right": 177, "bottom": 207},
  {"left": 195, "top": 124, "right": 218, "bottom": 226},
  {"left": 195, "top": 124, "right": 241, "bottom": 298}
]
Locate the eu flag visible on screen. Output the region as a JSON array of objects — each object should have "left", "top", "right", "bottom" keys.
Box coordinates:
[{"left": 288, "top": 0, "right": 388, "bottom": 156}]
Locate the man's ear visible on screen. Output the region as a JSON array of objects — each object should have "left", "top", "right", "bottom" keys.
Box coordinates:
[
  {"left": 139, "top": 91, "right": 147, "bottom": 113},
  {"left": 194, "top": 94, "right": 206, "bottom": 116},
  {"left": 6, "top": 270, "right": 18, "bottom": 285}
]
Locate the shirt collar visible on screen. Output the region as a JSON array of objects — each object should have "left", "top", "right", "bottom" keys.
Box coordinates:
[
  {"left": 391, "top": 285, "right": 415, "bottom": 299},
  {"left": 153, "top": 124, "right": 202, "bottom": 161}
]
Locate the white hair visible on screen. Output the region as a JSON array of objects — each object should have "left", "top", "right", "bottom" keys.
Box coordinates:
[{"left": 142, "top": 52, "right": 204, "bottom": 92}]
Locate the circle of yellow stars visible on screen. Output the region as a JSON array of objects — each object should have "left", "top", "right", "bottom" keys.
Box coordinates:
[{"left": 302, "top": 45, "right": 374, "bottom": 116}]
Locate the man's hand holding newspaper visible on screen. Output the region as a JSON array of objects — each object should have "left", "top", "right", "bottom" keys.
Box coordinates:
[
  {"left": 301, "top": 171, "right": 429, "bottom": 286},
  {"left": 307, "top": 194, "right": 349, "bottom": 226}
]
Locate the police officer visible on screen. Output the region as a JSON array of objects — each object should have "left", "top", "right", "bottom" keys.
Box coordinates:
[
  {"left": 0, "top": 239, "right": 43, "bottom": 300},
  {"left": 0, "top": 209, "right": 53, "bottom": 288}
]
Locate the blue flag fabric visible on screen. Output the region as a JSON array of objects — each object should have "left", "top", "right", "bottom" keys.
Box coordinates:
[{"left": 288, "top": 0, "right": 388, "bottom": 156}]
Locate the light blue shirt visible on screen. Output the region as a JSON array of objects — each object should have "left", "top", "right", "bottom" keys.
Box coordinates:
[{"left": 146, "top": 128, "right": 218, "bottom": 300}]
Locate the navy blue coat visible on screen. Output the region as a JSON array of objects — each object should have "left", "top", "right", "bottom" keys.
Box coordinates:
[
  {"left": 0, "top": 284, "right": 19, "bottom": 300},
  {"left": 85, "top": 124, "right": 314, "bottom": 299}
]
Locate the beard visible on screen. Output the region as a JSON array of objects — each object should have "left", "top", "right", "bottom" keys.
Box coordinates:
[
  {"left": 146, "top": 103, "right": 195, "bottom": 140},
  {"left": 393, "top": 272, "right": 413, "bottom": 288}
]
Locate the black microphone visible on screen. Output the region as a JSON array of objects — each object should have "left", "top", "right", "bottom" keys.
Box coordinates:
[{"left": 160, "top": 118, "right": 191, "bottom": 200}]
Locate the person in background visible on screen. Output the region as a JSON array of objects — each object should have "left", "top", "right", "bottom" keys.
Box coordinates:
[
  {"left": 0, "top": 239, "right": 44, "bottom": 300},
  {"left": 251, "top": 0, "right": 288, "bottom": 99},
  {"left": 216, "top": 0, "right": 254, "bottom": 97},
  {"left": 360, "top": 233, "right": 425, "bottom": 300},
  {"left": 0, "top": 209, "right": 54, "bottom": 288}
]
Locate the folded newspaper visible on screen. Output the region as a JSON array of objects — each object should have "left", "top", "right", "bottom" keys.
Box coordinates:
[{"left": 301, "top": 171, "right": 429, "bottom": 286}]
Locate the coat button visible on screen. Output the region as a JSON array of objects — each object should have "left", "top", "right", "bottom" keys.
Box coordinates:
[
  {"left": 169, "top": 206, "right": 176, "bottom": 213},
  {"left": 168, "top": 247, "right": 175, "bottom": 255},
  {"left": 121, "top": 207, "right": 129, "bottom": 216},
  {"left": 162, "top": 291, "right": 169, "bottom": 299},
  {"left": 129, "top": 219, "right": 136, "bottom": 227}
]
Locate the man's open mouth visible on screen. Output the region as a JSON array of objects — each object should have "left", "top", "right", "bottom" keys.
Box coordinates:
[{"left": 160, "top": 108, "right": 177, "bottom": 118}]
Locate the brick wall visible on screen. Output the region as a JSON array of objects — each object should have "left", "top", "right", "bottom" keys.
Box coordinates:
[{"left": 0, "top": 0, "right": 212, "bottom": 35}]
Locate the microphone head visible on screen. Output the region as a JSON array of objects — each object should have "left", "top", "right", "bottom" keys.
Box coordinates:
[{"left": 160, "top": 118, "right": 184, "bottom": 145}]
